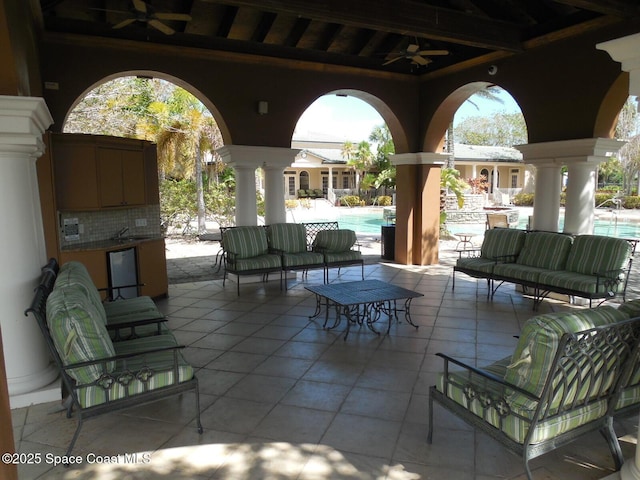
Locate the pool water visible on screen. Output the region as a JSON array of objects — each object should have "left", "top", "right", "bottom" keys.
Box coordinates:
[{"left": 306, "top": 208, "right": 640, "bottom": 239}]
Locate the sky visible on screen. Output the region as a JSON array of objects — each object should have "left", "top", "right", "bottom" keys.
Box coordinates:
[{"left": 293, "top": 88, "right": 522, "bottom": 143}]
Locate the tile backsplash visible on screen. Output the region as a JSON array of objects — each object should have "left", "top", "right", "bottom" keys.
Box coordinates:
[{"left": 59, "top": 205, "right": 162, "bottom": 248}]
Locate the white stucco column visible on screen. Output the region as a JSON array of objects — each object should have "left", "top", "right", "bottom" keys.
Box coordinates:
[
  {"left": 598, "top": 31, "right": 640, "bottom": 480},
  {"left": 217, "top": 145, "right": 299, "bottom": 226},
  {"left": 0, "top": 96, "right": 58, "bottom": 408},
  {"left": 563, "top": 162, "right": 597, "bottom": 234},
  {"left": 516, "top": 139, "right": 623, "bottom": 234},
  {"left": 563, "top": 139, "right": 624, "bottom": 235}
]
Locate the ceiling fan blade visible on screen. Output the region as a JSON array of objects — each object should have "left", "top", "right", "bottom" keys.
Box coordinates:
[
  {"left": 406, "top": 44, "right": 419, "bottom": 53},
  {"left": 412, "top": 55, "right": 429, "bottom": 66},
  {"left": 148, "top": 19, "right": 175, "bottom": 35},
  {"left": 113, "top": 18, "right": 136, "bottom": 29},
  {"left": 132, "top": 0, "right": 147, "bottom": 14},
  {"left": 382, "top": 56, "right": 403, "bottom": 66},
  {"left": 155, "top": 13, "right": 192, "bottom": 21},
  {"left": 416, "top": 49, "right": 449, "bottom": 56}
]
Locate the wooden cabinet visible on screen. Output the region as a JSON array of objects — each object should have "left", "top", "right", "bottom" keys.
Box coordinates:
[
  {"left": 97, "top": 147, "right": 146, "bottom": 207},
  {"left": 53, "top": 138, "right": 100, "bottom": 210},
  {"left": 51, "top": 134, "right": 153, "bottom": 210},
  {"left": 137, "top": 239, "right": 168, "bottom": 298}
]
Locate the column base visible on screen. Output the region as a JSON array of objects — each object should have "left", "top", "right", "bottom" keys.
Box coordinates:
[{"left": 10, "top": 375, "right": 61, "bottom": 409}]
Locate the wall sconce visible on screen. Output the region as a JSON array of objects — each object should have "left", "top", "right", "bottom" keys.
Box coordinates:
[{"left": 257, "top": 101, "right": 268, "bottom": 115}]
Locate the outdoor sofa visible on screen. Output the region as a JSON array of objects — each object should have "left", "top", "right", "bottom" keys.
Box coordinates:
[
  {"left": 429, "top": 303, "right": 640, "bottom": 479},
  {"left": 25, "top": 259, "right": 202, "bottom": 458},
  {"left": 453, "top": 228, "right": 633, "bottom": 309},
  {"left": 221, "top": 223, "right": 363, "bottom": 294}
]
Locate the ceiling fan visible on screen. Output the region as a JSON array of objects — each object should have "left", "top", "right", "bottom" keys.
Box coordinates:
[
  {"left": 383, "top": 43, "right": 449, "bottom": 66},
  {"left": 108, "top": 0, "right": 192, "bottom": 35}
]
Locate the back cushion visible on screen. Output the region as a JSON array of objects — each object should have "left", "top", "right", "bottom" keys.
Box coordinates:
[
  {"left": 480, "top": 228, "right": 525, "bottom": 260},
  {"left": 565, "top": 235, "right": 631, "bottom": 276},
  {"left": 223, "top": 226, "right": 268, "bottom": 258},
  {"left": 267, "top": 223, "right": 307, "bottom": 253},
  {"left": 516, "top": 232, "right": 573, "bottom": 270},
  {"left": 56, "top": 262, "right": 107, "bottom": 325},
  {"left": 313, "top": 229, "right": 356, "bottom": 252},
  {"left": 46, "top": 287, "right": 116, "bottom": 384},
  {"left": 504, "top": 306, "right": 628, "bottom": 401}
]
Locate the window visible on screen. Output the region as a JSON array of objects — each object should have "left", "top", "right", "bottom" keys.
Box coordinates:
[
  {"left": 288, "top": 177, "right": 296, "bottom": 196},
  {"left": 342, "top": 175, "right": 350, "bottom": 189},
  {"left": 299, "top": 171, "right": 309, "bottom": 190},
  {"left": 322, "top": 176, "right": 328, "bottom": 194}
]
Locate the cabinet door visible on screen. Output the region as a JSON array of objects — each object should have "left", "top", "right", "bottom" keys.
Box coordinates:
[
  {"left": 54, "top": 142, "right": 100, "bottom": 210},
  {"left": 137, "top": 239, "right": 168, "bottom": 298},
  {"left": 97, "top": 148, "right": 124, "bottom": 207},
  {"left": 122, "top": 150, "right": 146, "bottom": 206},
  {"left": 97, "top": 148, "right": 146, "bottom": 207}
]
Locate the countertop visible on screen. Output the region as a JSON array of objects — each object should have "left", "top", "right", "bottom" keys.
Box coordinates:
[{"left": 60, "top": 235, "right": 164, "bottom": 252}]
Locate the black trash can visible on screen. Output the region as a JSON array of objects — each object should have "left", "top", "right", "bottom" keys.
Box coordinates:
[{"left": 381, "top": 225, "right": 395, "bottom": 260}]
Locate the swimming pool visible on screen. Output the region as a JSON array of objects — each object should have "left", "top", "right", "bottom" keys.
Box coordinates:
[{"left": 295, "top": 207, "right": 640, "bottom": 239}]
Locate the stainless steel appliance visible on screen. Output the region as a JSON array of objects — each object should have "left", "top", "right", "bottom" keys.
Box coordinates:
[{"left": 107, "top": 247, "right": 138, "bottom": 300}]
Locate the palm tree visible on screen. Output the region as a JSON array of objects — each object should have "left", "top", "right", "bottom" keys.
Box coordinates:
[{"left": 348, "top": 141, "right": 374, "bottom": 192}]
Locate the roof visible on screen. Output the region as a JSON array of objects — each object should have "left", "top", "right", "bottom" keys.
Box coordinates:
[
  {"left": 452, "top": 144, "right": 523, "bottom": 162},
  {"left": 36, "top": 1, "right": 640, "bottom": 77}
]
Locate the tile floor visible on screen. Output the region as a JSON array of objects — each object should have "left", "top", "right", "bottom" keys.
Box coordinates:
[{"left": 12, "top": 252, "right": 640, "bottom": 479}]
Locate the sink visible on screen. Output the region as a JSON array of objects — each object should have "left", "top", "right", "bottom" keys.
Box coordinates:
[{"left": 115, "top": 235, "right": 155, "bottom": 244}]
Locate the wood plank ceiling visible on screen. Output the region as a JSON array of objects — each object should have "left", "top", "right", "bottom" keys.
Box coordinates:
[{"left": 38, "top": 0, "right": 640, "bottom": 75}]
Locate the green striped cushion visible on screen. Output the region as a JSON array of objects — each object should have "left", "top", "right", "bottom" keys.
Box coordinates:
[
  {"left": 75, "top": 335, "right": 194, "bottom": 408},
  {"left": 224, "top": 226, "right": 269, "bottom": 259},
  {"left": 324, "top": 251, "right": 362, "bottom": 264},
  {"left": 437, "top": 366, "right": 607, "bottom": 443},
  {"left": 232, "top": 254, "right": 282, "bottom": 272},
  {"left": 480, "top": 228, "right": 525, "bottom": 260},
  {"left": 46, "top": 287, "right": 116, "bottom": 384},
  {"left": 565, "top": 235, "right": 631, "bottom": 276},
  {"left": 56, "top": 262, "right": 107, "bottom": 325},
  {"left": 618, "top": 300, "right": 640, "bottom": 318},
  {"left": 282, "top": 252, "right": 324, "bottom": 268},
  {"left": 538, "top": 270, "right": 624, "bottom": 295},
  {"left": 455, "top": 257, "right": 498, "bottom": 275},
  {"left": 515, "top": 232, "right": 573, "bottom": 270},
  {"left": 504, "top": 307, "right": 627, "bottom": 410},
  {"left": 103, "top": 296, "right": 159, "bottom": 320},
  {"left": 267, "top": 223, "right": 308, "bottom": 253},
  {"left": 492, "top": 263, "right": 547, "bottom": 284},
  {"left": 313, "top": 229, "right": 357, "bottom": 253}
]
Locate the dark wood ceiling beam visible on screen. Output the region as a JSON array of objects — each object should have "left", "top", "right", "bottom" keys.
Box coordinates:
[
  {"left": 551, "top": 0, "right": 640, "bottom": 17},
  {"left": 216, "top": 5, "right": 238, "bottom": 37},
  {"left": 206, "top": 0, "right": 524, "bottom": 52},
  {"left": 251, "top": 11, "right": 276, "bottom": 42},
  {"left": 318, "top": 23, "right": 344, "bottom": 52},
  {"left": 284, "top": 17, "right": 311, "bottom": 47}
]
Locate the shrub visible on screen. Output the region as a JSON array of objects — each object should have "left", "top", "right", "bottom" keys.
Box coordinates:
[
  {"left": 340, "top": 195, "right": 361, "bottom": 207},
  {"left": 376, "top": 195, "right": 392, "bottom": 206},
  {"left": 512, "top": 192, "right": 534, "bottom": 206},
  {"left": 623, "top": 196, "right": 640, "bottom": 209},
  {"left": 595, "top": 192, "right": 615, "bottom": 208}
]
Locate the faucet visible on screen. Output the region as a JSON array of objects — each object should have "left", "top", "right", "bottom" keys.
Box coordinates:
[{"left": 113, "top": 227, "right": 129, "bottom": 240}]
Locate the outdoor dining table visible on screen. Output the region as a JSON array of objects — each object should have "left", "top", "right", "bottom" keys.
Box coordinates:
[{"left": 305, "top": 279, "right": 423, "bottom": 340}]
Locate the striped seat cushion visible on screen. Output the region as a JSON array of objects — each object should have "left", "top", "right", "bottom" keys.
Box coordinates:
[
  {"left": 56, "top": 262, "right": 107, "bottom": 325},
  {"left": 313, "top": 229, "right": 357, "bottom": 253},
  {"left": 224, "top": 226, "right": 269, "bottom": 259},
  {"left": 618, "top": 300, "right": 640, "bottom": 318},
  {"left": 75, "top": 335, "right": 194, "bottom": 408},
  {"left": 46, "top": 287, "right": 116, "bottom": 384},
  {"left": 455, "top": 257, "right": 498, "bottom": 275},
  {"left": 504, "top": 307, "right": 627, "bottom": 411},
  {"left": 538, "top": 270, "right": 624, "bottom": 295},
  {"left": 267, "top": 223, "right": 308, "bottom": 253},
  {"left": 437, "top": 357, "right": 608, "bottom": 444},
  {"left": 492, "top": 263, "right": 548, "bottom": 284},
  {"left": 282, "top": 252, "right": 324, "bottom": 268},
  {"left": 231, "top": 253, "right": 282, "bottom": 272},
  {"left": 103, "top": 296, "right": 159, "bottom": 320},
  {"left": 480, "top": 228, "right": 525, "bottom": 260},
  {"left": 565, "top": 235, "right": 631, "bottom": 276},
  {"left": 324, "top": 251, "right": 362, "bottom": 264},
  {"left": 515, "top": 232, "right": 573, "bottom": 270}
]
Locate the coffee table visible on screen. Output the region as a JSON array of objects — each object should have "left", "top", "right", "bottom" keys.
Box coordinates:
[{"left": 305, "top": 280, "right": 423, "bottom": 340}]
